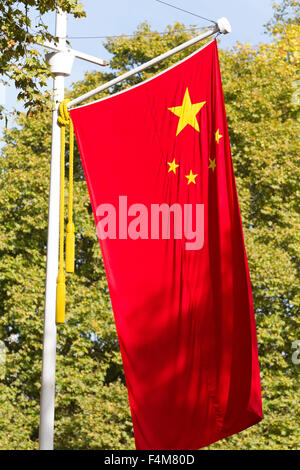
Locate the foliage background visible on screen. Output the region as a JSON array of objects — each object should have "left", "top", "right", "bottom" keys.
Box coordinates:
[
  {"left": 0, "top": 0, "right": 299, "bottom": 450},
  {"left": 0, "top": 0, "right": 85, "bottom": 116}
]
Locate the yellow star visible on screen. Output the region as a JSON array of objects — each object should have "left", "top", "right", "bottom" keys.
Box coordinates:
[
  {"left": 215, "top": 128, "right": 223, "bottom": 144},
  {"left": 167, "top": 158, "right": 179, "bottom": 174},
  {"left": 185, "top": 170, "right": 198, "bottom": 185},
  {"left": 208, "top": 158, "right": 216, "bottom": 172},
  {"left": 168, "top": 88, "right": 206, "bottom": 136}
]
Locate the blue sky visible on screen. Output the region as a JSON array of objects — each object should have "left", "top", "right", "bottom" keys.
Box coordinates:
[{"left": 2, "top": 0, "right": 275, "bottom": 122}]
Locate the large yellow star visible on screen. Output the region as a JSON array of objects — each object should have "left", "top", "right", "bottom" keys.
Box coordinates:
[
  {"left": 185, "top": 170, "right": 198, "bottom": 185},
  {"left": 168, "top": 88, "right": 206, "bottom": 136},
  {"left": 167, "top": 158, "right": 179, "bottom": 174}
]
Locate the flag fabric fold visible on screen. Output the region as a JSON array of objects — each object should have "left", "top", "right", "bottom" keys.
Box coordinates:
[{"left": 70, "top": 40, "right": 263, "bottom": 450}]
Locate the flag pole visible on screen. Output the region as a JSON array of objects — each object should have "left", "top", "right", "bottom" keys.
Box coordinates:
[
  {"left": 38, "top": 8, "right": 107, "bottom": 450},
  {"left": 39, "top": 8, "right": 68, "bottom": 450},
  {"left": 67, "top": 17, "right": 231, "bottom": 110}
]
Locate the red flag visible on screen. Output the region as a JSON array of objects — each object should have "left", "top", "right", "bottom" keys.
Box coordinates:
[{"left": 70, "top": 40, "right": 263, "bottom": 450}]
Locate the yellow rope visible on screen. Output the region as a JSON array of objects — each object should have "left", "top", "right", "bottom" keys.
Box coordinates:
[{"left": 56, "top": 99, "right": 75, "bottom": 324}]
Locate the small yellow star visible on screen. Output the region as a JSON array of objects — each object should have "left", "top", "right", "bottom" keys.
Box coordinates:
[
  {"left": 167, "top": 158, "right": 179, "bottom": 174},
  {"left": 185, "top": 170, "right": 198, "bottom": 185},
  {"left": 208, "top": 158, "right": 216, "bottom": 172},
  {"left": 168, "top": 88, "right": 206, "bottom": 136},
  {"left": 215, "top": 128, "right": 223, "bottom": 144}
]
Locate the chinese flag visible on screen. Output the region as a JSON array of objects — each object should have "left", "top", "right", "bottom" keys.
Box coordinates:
[{"left": 70, "top": 40, "right": 263, "bottom": 450}]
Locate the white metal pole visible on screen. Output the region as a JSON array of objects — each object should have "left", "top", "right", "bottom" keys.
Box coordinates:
[{"left": 39, "top": 9, "right": 67, "bottom": 451}]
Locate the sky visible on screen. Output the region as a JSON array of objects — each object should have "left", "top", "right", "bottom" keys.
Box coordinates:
[{"left": 1, "top": 0, "right": 275, "bottom": 126}]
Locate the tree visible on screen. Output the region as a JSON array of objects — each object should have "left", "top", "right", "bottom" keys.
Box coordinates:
[
  {"left": 0, "top": 0, "right": 85, "bottom": 115},
  {"left": 0, "top": 3, "right": 299, "bottom": 449},
  {"left": 0, "top": 106, "right": 134, "bottom": 449}
]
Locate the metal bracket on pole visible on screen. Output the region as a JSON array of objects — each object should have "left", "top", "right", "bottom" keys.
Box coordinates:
[
  {"left": 38, "top": 40, "right": 108, "bottom": 69},
  {"left": 217, "top": 17, "right": 232, "bottom": 34}
]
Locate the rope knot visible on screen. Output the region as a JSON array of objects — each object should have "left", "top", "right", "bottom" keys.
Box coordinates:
[{"left": 58, "top": 99, "right": 70, "bottom": 127}]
